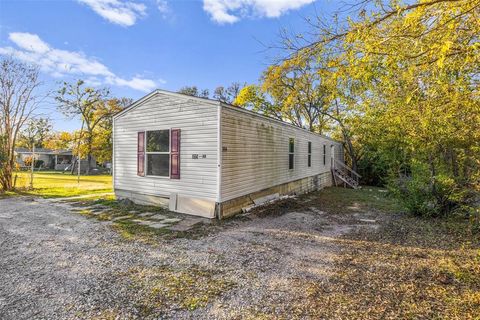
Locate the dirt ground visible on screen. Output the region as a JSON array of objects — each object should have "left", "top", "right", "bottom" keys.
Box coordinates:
[{"left": 0, "top": 188, "right": 478, "bottom": 319}]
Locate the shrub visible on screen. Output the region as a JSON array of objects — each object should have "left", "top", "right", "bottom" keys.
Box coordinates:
[
  {"left": 23, "top": 156, "right": 33, "bottom": 167},
  {"left": 357, "top": 151, "right": 390, "bottom": 186},
  {"left": 23, "top": 156, "right": 44, "bottom": 169},
  {"left": 389, "top": 162, "right": 467, "bottom": 217}
]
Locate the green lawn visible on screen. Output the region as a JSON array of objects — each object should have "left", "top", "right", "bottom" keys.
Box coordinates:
[{"left": 10, "top": 171, "right": 113, "bottom": 198}]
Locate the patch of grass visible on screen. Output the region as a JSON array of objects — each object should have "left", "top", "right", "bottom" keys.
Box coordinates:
[
  {"left": 241, "top": 186, "right": 480, "bottom": 319},
  {"left": 247, "top": 186, "right": 403, "bottom": 219},
  {"left": 10, "top": 171, "right": 112, "bottom": 198},
  {"left": 312, "top": 186, "right": 404, "bottom": 214},
  {"left": 67, "top": 197, "right": 174, "bottom": 242},
  {"left": 289, "top": 209, "right": 480, "bottom": 319},
  {"left": 111, "top": 219, "right": 172, "bottom": 244},
  {"left": 125, "top": 265, "right": 235, "bottom": 316},
  {"left": 72, "top": 197, "right": 217, "bottom": 242},
  {"left": 248, "top": 196, "right": 310, "bottom": 218}
]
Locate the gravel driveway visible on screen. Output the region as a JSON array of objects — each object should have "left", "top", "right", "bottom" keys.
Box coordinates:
[{"left": 0, "top": 195, "right": 363, "bottom": 319}]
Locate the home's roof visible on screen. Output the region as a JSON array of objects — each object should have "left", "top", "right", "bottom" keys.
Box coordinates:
[
  {"left": 15, "top": 148, "right": 72, "bottom": 155},
  {"left": 114, "top": 89, "right": 340, "bottom": 143}
]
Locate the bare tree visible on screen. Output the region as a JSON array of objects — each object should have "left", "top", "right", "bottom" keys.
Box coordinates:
[
  {"left": 18, "top": 117, "right": 52, "bottom": 149},
  {"left": 0, "top": 57, "right": 41, "bottom": 191},
  {"left": 213, "top": 82, "right": 245, "bottom": 104},
  {"left": 178, "top": 86, "right": 210, "bottom": 99}
]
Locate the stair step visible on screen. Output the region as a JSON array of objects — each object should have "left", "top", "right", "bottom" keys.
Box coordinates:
[
  {"left": 331, "top": 161, "right": 360, "bottom": 189},
  {"left": 333, "top": 171, "right": 359, "bottom": 189}
]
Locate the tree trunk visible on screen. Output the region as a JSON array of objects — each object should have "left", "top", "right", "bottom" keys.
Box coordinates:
[
  {"left": 70, "top": 156, "right": 76, "bottom": 174},
  {"left": 428, "top": 154, "right": 437, "bottom": 196},
  {"left": 86, "top": 135, "right": 93, "bottom": 175},
  {"left": 340, "top": 127, "right": 358, "bottom": 173},
  {"left": 0, "top": 163, "right": 13, "bottom": 190},
  {"left": 1, "top": 139, "right": 16, "bottom": 190},
  {"left": 450, "top": 148, "right": 459, "bottom": 178},
  {"left": 345, "top": 134, "right": 358, "bottom": 172}
]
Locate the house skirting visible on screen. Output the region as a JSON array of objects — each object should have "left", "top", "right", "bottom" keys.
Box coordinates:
[
  {"left": 115, "top": 189, "right": 217, "bottom": 219},
  {"left": 115, "top": 171, "right": 332, "bottom": 219},
  {"left": 115, "top": 189, "right": 170, "bottom": 207},
  {"left": 218, "top": 171, "right": 332, "bottom": 219}
]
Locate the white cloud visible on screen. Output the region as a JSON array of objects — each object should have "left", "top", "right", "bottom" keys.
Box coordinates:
[
  {"left": 78, "top": 0, "right": 147, "bottom": 27},
  {"left": 9, "top": 33, "right": 50, "bottom": 53},
  {"left": 0, "top": 32, "right": 158, "bottom": 92},
  {"left": 157, "top": 0, "right": 169, "bottom": 15},
  {"left": 111, "top": 77, "right": 157, "bottom": 92},
  {"left": 203, "top": 0, "right": 315, "bottom": 24}
]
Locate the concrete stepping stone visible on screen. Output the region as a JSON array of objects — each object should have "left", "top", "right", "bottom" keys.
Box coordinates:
[
  {"left": 148, "top": 214, "right": 168, "bottom": 220},
  {"left": 148, "top": 223, "right": 168, "bottom": 229},
  {"left": 132, "top": 220, "right": 168, "bottom": 229},
  {"left": 168, "top": 218, "right": 203, "bottom": 231},
  {"left": 137, "top": 220, "right": 154, "bottom": 226},
  {"left": 161, "top": 218, "right": 182, "bottom": 224},
  {"left": 89, "top": 209, "right": 109, "bottom": 216},
  {"left": 112, "top": 215, "right": 131, "bottom": 221},
  {"left": 76, "top": 206, "right": 96, "bottom": 211}
]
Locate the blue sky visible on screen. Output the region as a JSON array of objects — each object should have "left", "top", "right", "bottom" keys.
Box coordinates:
[{"left": 0, "top": 0, "right": 337, "bottom": 131}]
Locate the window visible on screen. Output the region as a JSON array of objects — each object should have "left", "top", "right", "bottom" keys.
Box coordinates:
[
  {"left": 308, "top": 141, "right": 312, "bottom": 167},
  {"left": 146, "top": 130, "right": 170, "bottom": 176},
  {"left": 323, "top": 144, "right": 326, "bottom": 165},
  {"left": 289, "top": 138, "right": 294, "bottom": 170}
]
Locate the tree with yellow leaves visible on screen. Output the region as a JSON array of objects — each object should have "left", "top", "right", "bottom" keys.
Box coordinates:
[{"left": 254, "top": 0, "right": 479, "bottom": 215}]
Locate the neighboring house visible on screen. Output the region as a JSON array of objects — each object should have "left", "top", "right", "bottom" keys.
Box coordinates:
[
  {"left": 113, "top": 89, "right": 345, "bottom": 219},
  {"left": 15, "top": 148, "right": 96, "bottom": 172}
]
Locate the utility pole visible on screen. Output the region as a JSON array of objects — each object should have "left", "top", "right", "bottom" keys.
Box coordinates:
[
  {"left": 30, "top": 144, "right": 35, "bottom": 189},
  {"left": 77, "top": 150, "right": 81, "bottom": 185},
  {"left": 77, "top": 120, "right": 84, "bottom": 185}
]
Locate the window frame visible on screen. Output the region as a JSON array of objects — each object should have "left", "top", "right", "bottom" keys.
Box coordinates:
[
  {"left": 307, "top": 141, "right": 312, "bottom": 167},
  {"left": 289, "top": 138, "right": 295, "bottom": 170},
  {"left": 144, "top": 129, "right": 171, "bottom": 178},
  {"left": 323, "top": 144, "right": 326, "bottom": 166}
]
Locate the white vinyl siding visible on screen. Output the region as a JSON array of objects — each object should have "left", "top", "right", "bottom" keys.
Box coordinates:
[
  {"left": 220, "top": 105, "right": 342, "bottom": 202},
  {"left": 113, "top": 92, "right": 218, "bottom": 201}
]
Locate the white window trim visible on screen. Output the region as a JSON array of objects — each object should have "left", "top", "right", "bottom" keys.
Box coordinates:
[{"left": 144, "top": 129, "right": 171, "bottom": 179}]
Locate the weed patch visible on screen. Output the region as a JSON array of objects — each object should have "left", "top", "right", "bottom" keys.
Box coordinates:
[
  {"left": 289, "top": 213, "right": 480, "bottom": 319},
  {"left": 125, "top": 265, "right": 235, "bottom": 316}
]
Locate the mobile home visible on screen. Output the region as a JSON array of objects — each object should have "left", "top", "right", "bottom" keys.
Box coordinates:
[
  {"left": 15, "top": 148, "right": 96, "bottom": 172},
  {"left": 113, "top": 90, "right": 344, "bottom": 218}
]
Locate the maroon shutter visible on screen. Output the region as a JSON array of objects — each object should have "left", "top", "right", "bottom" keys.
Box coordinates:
[
  {"left": 170, "top": 129, "right": 180, "bottom": 179},
  {"left": 137, "top": 132, "right": 145, "bottom": 176}
]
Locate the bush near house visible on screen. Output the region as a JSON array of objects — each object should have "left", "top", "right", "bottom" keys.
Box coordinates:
[{"left": 23, "top": 156, "right": 44, "bottom": 169}]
